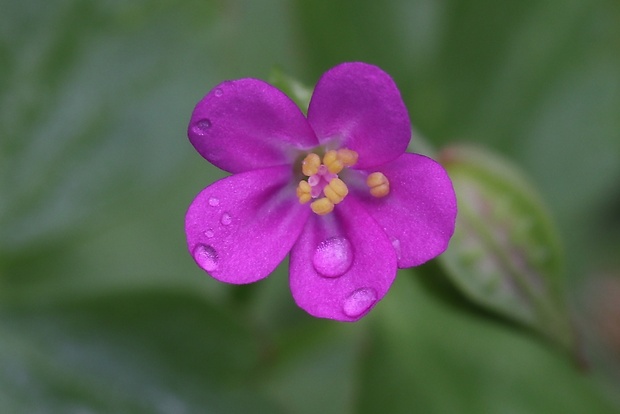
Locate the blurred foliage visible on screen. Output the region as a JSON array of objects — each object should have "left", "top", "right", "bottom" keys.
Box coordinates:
[
  {"left": 1, "top": 0, "right": 619, "bottom": 413},
  {"left": 438, "top": 145, "right": 573, "bottom": 350}
]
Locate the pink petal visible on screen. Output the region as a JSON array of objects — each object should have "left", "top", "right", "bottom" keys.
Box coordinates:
[
  {"left": 188, "top": 79, "right": 318, "bottom": 173},
  {"left": 307, "top": 62, "right": 411, "bottom": 169},
  {"left": 357, "top": 153, "right": 457, "bottom": 268},
  {"left": 185, "top": 166, "right": 310, "bottom": 284},
  {"left": 289, "top": 197, "right": 398, "bottom": 322}
]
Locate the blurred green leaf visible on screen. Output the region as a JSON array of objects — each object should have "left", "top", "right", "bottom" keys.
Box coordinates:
[
  {"left": 0, "top": 0, "right": 303, "bottom": 296},
  {"left": 0, "top": 0, "right": 618, "bottom": 412},
  {"left": 357, "top": 274, "right": 618, "bottom": 414},
  {"left": 438, "top": 145, "right": 573, "bottom": 350},
  {"left": 0, "top": 290, "right": 284, "bottom": 414},
  {"left": 269, "top": 68, "right": 313, "bottom": 114},
  {"left": 0, "top": 0, "right": 303, "bottom": 255},
  {"left": 258, "top": 321, "right": 365, "bottom": 414}
]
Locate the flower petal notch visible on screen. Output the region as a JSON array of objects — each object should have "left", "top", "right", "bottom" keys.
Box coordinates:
[{"left": 185, "top": 62, "right": 457, "bottom": 321}]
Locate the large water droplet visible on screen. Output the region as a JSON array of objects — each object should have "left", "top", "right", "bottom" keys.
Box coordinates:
[
  {"left": 193, "top": 244, "right": 218, "bottom": 272},
  {"left": 220, "top": 212, "right": 232, "bottom": 226},
  {"left": 343, "top": 287, "right": 377, "bottom": 318},
  {"left": 214, "top": 88, "right": 223, "bottom": 97},
  {"left": 208, "top": 197, "right": 219, "bottom": 207},
  {"left": 313, "top": 237, "right": 353, "bottom": 278},
  {"left": 193, "top": 118, "right": 212, "bottom": 135}
]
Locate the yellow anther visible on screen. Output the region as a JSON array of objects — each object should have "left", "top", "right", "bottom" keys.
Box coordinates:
[
  {"left": 367, "top": 172, "right": 390, "bottom": 198},
  {"left": 302, "top": 153, "right": 321, "bottom": 176},
  {"left": 311, "top": 197, "right": 334, "bottom": 215},
  {"left": 323, "top": 150, "right": 343, "bottom": 174},
  {"left": 323, "top": 178, "right": 349, "bottom": 204},
  {"left": 296, "top": 180, "right": 312, "bottom": 204},
  {"left": 337, "top": 148, "right": 358, "bottom": 167}
]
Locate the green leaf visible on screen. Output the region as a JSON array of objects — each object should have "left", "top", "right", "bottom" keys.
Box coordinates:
[
  {"left": 269, "top": 67, "right": 313, "bottom": 114},
  {"left": 357, "top": 275, "right": 618, "bottom": 414},
  {"left": 258, "top": 321, "right": 365, "bottom": 414},
  {"left": 0, "top": 0, "right": 303, "bottom": 297},
  {"left": 438, "top": 145, "right": 573, "bottom": 350},
  {"left": 0, "top": 290, "right": 284, "bottom": 414},
  {"left": 0, "top": 0, "right": 303, "bottom": 255}
]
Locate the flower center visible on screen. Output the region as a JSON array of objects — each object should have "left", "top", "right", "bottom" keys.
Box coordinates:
[{"left": 296, "top": 148, "right": 390, "bottom": 215}]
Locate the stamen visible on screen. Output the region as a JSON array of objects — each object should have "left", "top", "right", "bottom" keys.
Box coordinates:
[
  {"left": 311, "top": 198, "right": 334, "bottom": 215},
  {"left": 367, "top": 172, "right": 390, "bottom": 198},
  {"left": 298, "top": 148, "right": 360, "bottom": 215},
  {"left": 302, "top": 153, "right": 321, "bottom": 176},
  {"left": 323, "top": 150, "right": 344, "bottom": 174},
  {"left": 323, "top": 178, "right": 348, "bottom": 204},
  {"left": 337, "top": 149, "right": 358, "bottom": 167},
  {"left": 296, "top": 180, "right": 312, "bottom": 204}
]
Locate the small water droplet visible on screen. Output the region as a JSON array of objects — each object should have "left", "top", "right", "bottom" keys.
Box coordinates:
[
  {"left": 204, "top": 229, "right": 214, "bottom": 238},
  {"left": 313, "top": 237, "right": 353, "bottom": 278},
  {"left": 193, "top": 244, "right": 218, "bottom": 272},
  {"left": 214, "top": 88, "right": 223, "bottom": 97},
  {"left": 390, "top": 237, "right": 402, "bottom": 261},
  {"left": 343, "top": 287, "right": 377, "bottom": 318},
  {"left": 208, "top": 197, "right": 219, "bottom": 207},
  {"left": 193, "top": 118, "right": 212, "bottom": 135},
  {"left": 220, "top": 212, "right": 232, "bottom": 226}
]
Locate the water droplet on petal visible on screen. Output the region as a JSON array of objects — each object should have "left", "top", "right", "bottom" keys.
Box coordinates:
[
  {"left": 214, "top": 88, "right": 223, "bottom": 97},
  {"left": 208, "top": 197, "right": 219, "bottom": 207},
  {"left": 193, "top": 244, "right": 218, "bottom": 272},
  {"left": 193, "top": 119, "right": 212, "bottom": 135},
  {"left": 390, "top": 236, "right": 402, "bottom": 261},
  {"left": 204, "top": 229, "right": 214, "bottom": 238},
  {"left": 313, "top": 237, "right": 353, "bottom": 278},
  {"left": 220, "top": 212, "right": 232, "bottom": 226},
  {"left": 343, "top": 287, "right": 377, "bottom": 318}
]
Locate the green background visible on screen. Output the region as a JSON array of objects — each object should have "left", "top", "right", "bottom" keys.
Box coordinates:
[{"left": 1, "top": 0, "right": 619, "bottom": 412}]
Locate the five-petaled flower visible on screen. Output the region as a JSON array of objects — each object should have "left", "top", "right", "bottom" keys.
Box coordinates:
[{"left": 185, "top": 62, "right": 457, "bottom": 321}]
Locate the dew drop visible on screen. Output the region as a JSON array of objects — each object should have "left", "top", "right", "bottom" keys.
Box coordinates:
[
  {"left": 193, "top": 118, "right": 212, "bottom": 135},
  {"left": 312, "top": 237, "right": 353, "bottom": 278},
  {"left": 343, "top": 287, "right": 377, "bottom": 318},
  {"left": 390, "top": 237, "right": 402, "bottom": 261},
  {"left": 204, "top": 229, "right": 214, "bottom": 238},
  {"left": 193, "top": 244, "right": 218, "bottom": 272},
  {"left": 220, "top": 212, "right": 232, "bottom": 226},
  {"left": 214, "top": 88, "right": 223, "bottom": 97},
  {"left": 208, "top": 197, "right": 219, "bottom": 207}
]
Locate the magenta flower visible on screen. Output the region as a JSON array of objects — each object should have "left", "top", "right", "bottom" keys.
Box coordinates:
[{"left": 185, "top": 62, "right": 457, "bottom": 321}]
